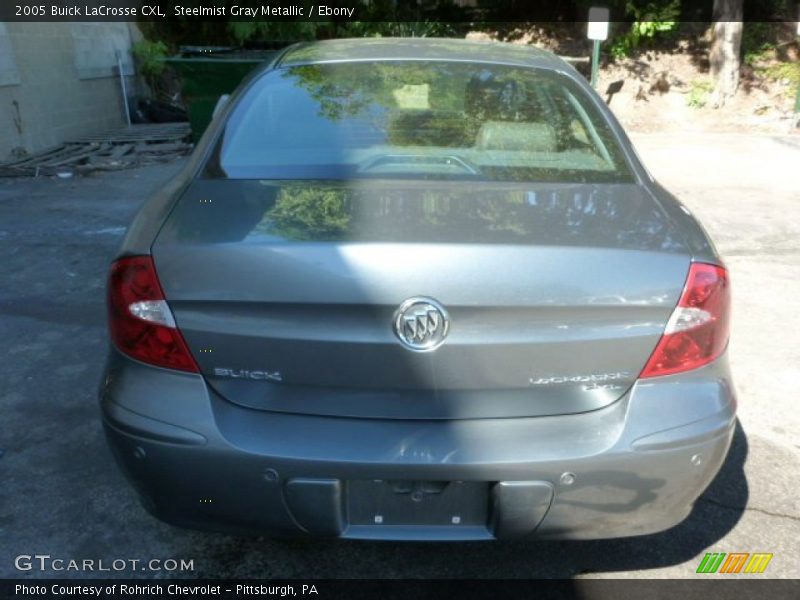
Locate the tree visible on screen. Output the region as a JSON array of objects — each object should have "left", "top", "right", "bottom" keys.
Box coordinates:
[{"left": 709, "top": 0, "right": 744, "bottom": 108}]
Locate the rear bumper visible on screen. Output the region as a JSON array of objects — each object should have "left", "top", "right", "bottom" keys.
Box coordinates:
[{"left": 100, "top": 349, "right": 736, "bottom": 540}]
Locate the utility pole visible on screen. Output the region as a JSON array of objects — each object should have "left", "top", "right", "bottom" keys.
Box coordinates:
[{"left": 587, "top": 7, "right": 610, "bottom": 89}]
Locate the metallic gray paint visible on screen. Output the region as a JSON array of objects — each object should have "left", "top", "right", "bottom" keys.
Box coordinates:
[
  {"left": 152, "top": 180, "right": 691, "bottom": 419},
  {"left": 101, "top": 348, "right": 735, "bottom": 539},
  {"left": 101, "top": 38, "right": 735, "bottom": 540},
  {"left": 276, "top": 38, "right": 566, "bottom": 69}
]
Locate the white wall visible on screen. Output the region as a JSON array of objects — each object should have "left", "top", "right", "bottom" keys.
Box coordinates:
[
  {"left": 0, "top": 22, "right": 135, "bottom": 160},
  {"left": 0, "top": 23, "right": 21, "bottom": 86}
]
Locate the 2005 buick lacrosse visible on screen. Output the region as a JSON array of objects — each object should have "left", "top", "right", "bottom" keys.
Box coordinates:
[{"left": 100, "top": 38, "right": 735, "bottom": 540}]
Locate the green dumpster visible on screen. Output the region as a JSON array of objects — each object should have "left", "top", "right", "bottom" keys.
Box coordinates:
[{"left": 164, "top": 48, "right": 281, "bottom": 142}]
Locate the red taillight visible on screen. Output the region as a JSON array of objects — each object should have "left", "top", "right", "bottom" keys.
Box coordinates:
[
  {"left": 640, "top": 262, "right": 730, "bottom": 378},
  {"left": 107, "top": 256, "right": 199, "bottom": 373}
]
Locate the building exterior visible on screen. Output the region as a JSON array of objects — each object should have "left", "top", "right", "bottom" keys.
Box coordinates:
[{"left": 0, "top": 22, "right": 137, "bottom": 161}]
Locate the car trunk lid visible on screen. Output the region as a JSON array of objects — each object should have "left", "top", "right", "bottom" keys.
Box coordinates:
[{"left": 152, "top": 179, "right": 690, "bottom": 419}]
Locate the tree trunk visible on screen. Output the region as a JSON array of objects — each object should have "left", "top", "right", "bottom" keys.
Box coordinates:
[{"left": 709, "top": 0, "right": 744, "bottom": 108}]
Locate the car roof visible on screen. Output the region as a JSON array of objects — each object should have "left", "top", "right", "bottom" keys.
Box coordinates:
[{"left": 276, "top": 37, "right": 568, "bottom": 70}]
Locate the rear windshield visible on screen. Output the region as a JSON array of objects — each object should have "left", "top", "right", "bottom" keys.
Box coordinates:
[{"left": 209, "top": 61, "right": 634, "bottom": 183}]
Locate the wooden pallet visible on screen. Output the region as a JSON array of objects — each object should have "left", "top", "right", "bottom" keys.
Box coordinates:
[
  {"left": 66, "top": 123, "right": 191, "bottom": 144},
  {"left": 0, "top": 123, "right": 192, "bottom": 177}
]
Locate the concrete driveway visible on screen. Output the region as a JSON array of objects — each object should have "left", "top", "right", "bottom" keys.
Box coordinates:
[{"left": 0, "top": 133, "right": 798, "bottom": 579}]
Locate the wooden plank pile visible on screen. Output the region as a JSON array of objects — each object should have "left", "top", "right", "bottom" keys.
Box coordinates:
[{"left": 0, "top": 123, "right": 192, "bottom": 177}]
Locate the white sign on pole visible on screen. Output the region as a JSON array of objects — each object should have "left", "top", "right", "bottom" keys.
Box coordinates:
[
  {"left": 796, "top": 3, "right": 800, "bottom": 35},
  {"left": 588, "top": 7, "right": 610, "bottom": 41}
]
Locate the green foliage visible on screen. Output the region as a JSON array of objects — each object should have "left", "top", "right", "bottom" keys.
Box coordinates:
[
  {"left": 226, "top": 21, "right": 321, "bottom": 44},
  {"left": 131, "top": 40, "right": 169, "bottom": 90},
  {"left": 287, "top": 61, "right": 469, "bottom": 125},
  {"left": 340, "top": 20, "right": 458, "bottom": 38},
  {"left": 609, "top": 0, "right": 680, "bottom": 59},
  {"left": 742, "top": 22, "right": 777, "bottom": 66},
  {"left": 264, "top": 187, "right": 351, "bottom": 240},
  {"left": 759, "top": 61, "right": 800, "bottom": 98},
  {"left": 687, "top": 79, "right": 713, "bottom": 108},
  {"left": 742, "top": 21, "right": 800, "bottom": 99},
  {"left": 224, "top": 18, "right": 457, "bottom": 46}
]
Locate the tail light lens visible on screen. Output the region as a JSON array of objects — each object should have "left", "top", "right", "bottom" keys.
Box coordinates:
[
  {"left": 640, "top": 262, "right": 730, "bottom": 378},
  {"left": 107, "top": 256, "right": 199, "bottom": 373}
]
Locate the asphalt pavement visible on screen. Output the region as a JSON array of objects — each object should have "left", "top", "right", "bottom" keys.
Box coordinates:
[{"left": 0, "top": 133, "right": 798, "bottom": 579}]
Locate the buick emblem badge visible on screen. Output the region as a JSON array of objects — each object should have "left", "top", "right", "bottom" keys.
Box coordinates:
[{"left": 393, "top": 297, "right": 450, "bottom": 351}]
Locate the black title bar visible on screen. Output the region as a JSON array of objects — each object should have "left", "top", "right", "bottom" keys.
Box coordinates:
[{"left": 1, "top": 1, "right": 794, "bottom": 22}]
